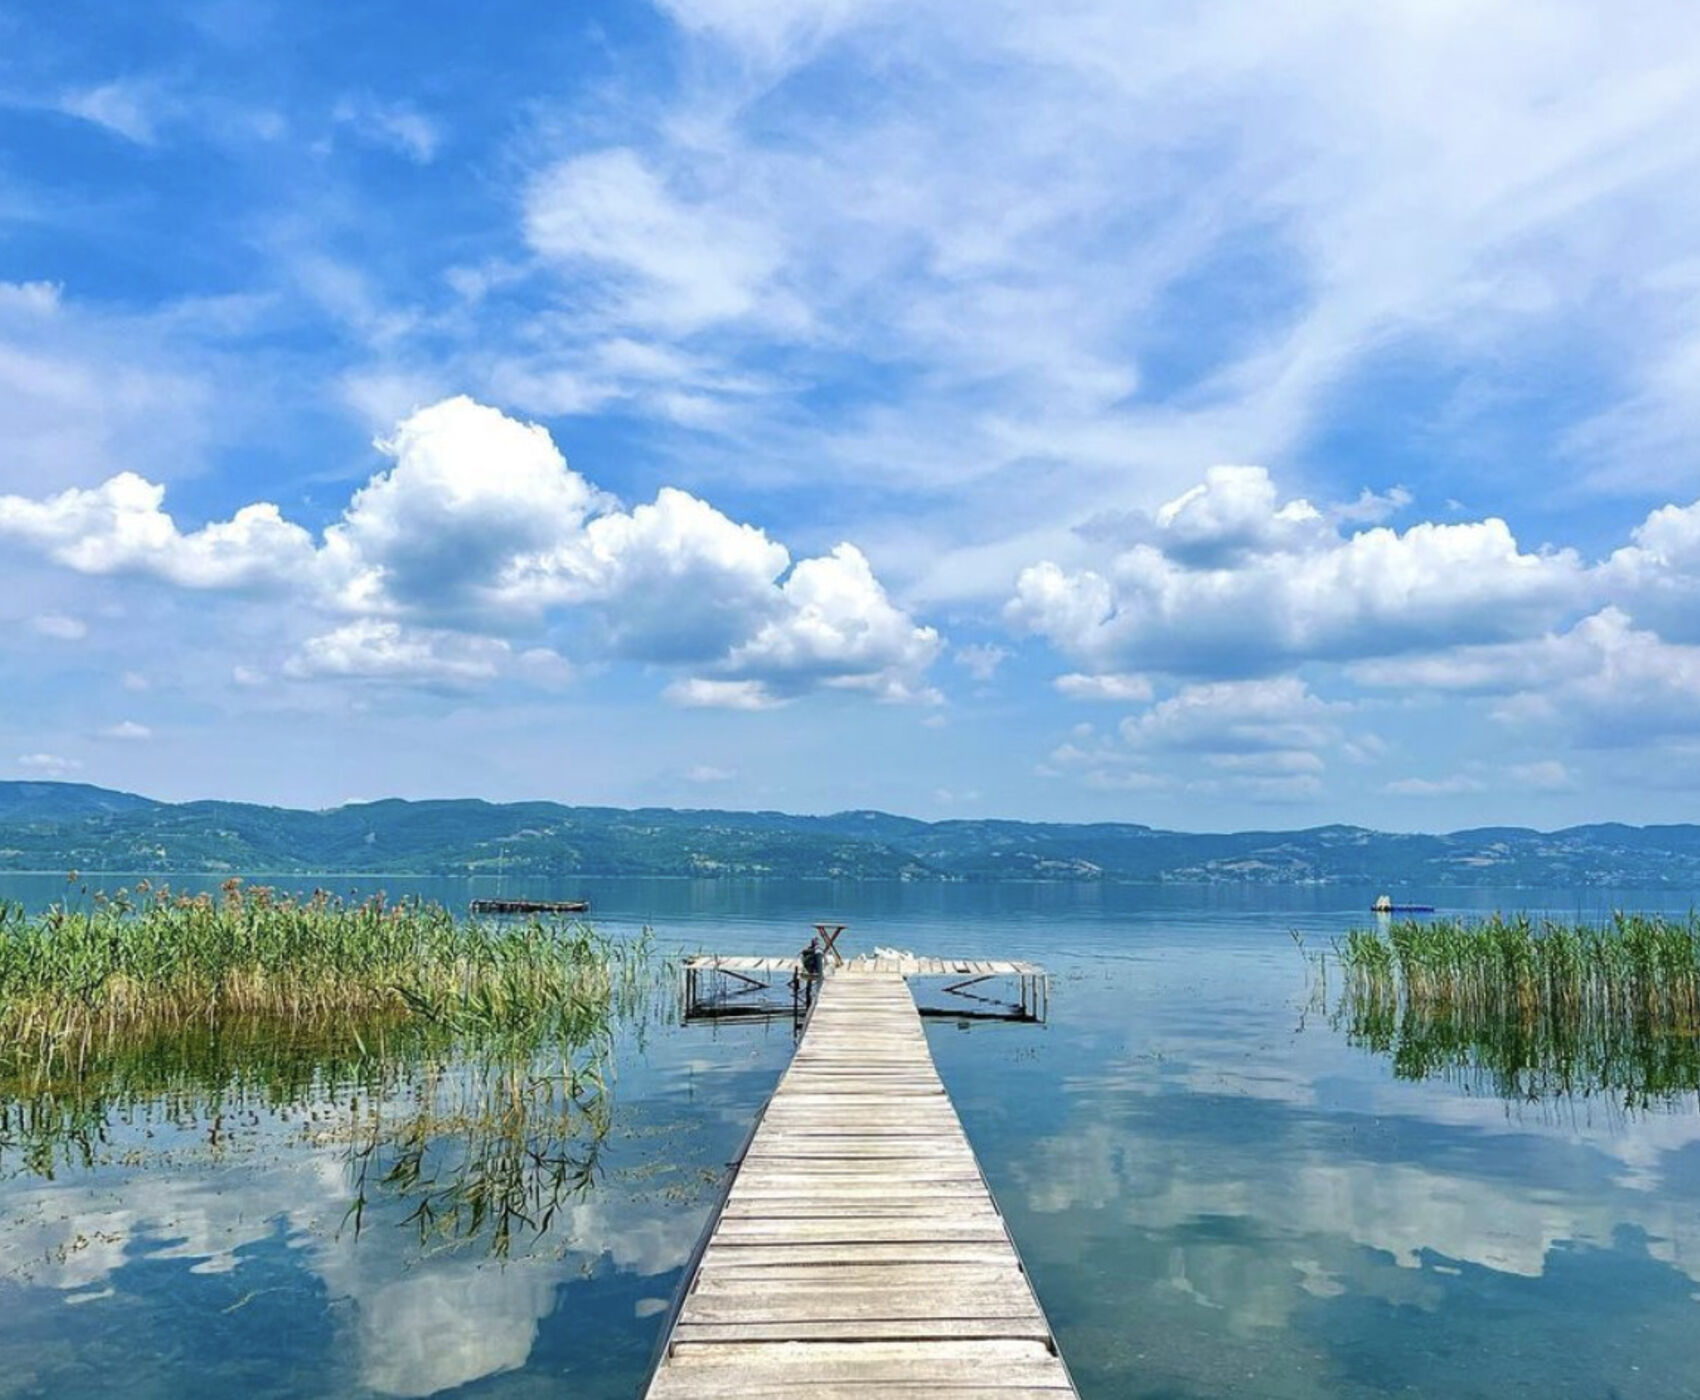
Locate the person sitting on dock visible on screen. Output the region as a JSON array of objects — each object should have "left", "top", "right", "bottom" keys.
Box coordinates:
[
  {"left": 800, "top": 936, "right": 824, "bottom": 982},
  {"left": 790, "top": 936, "right": 826, "bottom": 1012}
]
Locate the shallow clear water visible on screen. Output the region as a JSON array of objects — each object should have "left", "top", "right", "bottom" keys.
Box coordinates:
[{"left": 2, "top": 877, "right": 1698, "bottom": 1397}]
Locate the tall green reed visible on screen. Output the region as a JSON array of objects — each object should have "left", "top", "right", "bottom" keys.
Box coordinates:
[
  {"left": 0, "top": 880, "right": 647, "bottom": 1061},
  {"left": 0, "top": 881, "right": 656, "bottom": 1255},
  {"left": 1334, "top": 913, "right": 1700, "bottom": 1104}
]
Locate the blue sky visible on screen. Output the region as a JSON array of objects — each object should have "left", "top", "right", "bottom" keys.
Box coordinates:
[{"left": 4, "top": 0, "right": 1700, "bottom": 830}]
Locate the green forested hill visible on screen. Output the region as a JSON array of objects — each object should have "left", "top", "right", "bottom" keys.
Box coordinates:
[{"left": 3, "top": 782, "right": 1700, "bottom": 885}]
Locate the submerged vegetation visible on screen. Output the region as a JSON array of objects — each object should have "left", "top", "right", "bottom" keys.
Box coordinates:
[
  {"left": 346, "top": 1047, "right": 616, "bottom": 1256},
  {"left": 0, "top": 881, "right": 654, "bottom": 1254},
  {"left": 1334, "top": 913, "right": 1700, "bottom": 1104}
]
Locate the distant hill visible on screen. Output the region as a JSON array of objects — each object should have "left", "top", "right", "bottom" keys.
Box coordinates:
[
  {"left": 0, "top": 781, "right": 161, "bottom": 822},
  {"left": 2, "top": 781, "right": 1699, "bottom": 886}
]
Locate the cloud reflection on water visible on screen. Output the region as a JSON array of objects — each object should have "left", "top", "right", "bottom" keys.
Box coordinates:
[
  {"left": 937, "top": 932, "right": 1700, "bottom": 1397},
  {"left": 0, "top": 1129, "right": 712, "bottom": 1397}
]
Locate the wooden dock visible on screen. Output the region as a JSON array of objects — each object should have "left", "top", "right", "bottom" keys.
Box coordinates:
[
  {"left": 645, "top": 970, "right": 1077, "bottom": 1397},
  {"left": 680, "top": 954, "right": 1049, "bottom": 1025},
  {"left": 683, "top": 954, "right": 1046, "bottom": 977}
]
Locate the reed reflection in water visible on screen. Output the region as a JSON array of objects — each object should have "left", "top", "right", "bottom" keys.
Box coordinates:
[
  {"left": 5, "top": 1026, "right": 659, "bottom": 1268},
  {"left": 1329, "top": 913, "right": 1700, "bottom": 1105},
  {"left": 0, "top": 923, "right": 722, "bottom": 1399}
]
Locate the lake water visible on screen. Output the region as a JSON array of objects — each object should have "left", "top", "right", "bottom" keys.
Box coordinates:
[{"left": 2, "top": 876, "right": 1698, "bottom": 1398}]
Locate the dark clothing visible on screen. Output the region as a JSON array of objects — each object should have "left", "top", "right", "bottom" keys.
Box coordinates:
[{"left": 800, "top": 944, "right": 824, "bottom": 978}]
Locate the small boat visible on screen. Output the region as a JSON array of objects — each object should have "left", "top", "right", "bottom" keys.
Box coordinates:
[
  {"left": 1371, "top": 894, "right": 1434, "bottom": 914},
  {"left": 469, "top": 898, "right": 590, "bottom": 915}
]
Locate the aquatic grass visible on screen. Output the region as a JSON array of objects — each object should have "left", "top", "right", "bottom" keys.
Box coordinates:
[
  {"left": 0, "top": 1007, "right": 623, "bottom": 1254},
  {"left": 347, "top": 1047, "right": 617, "bottom": 1257},
  {"left": 0, "top": 880, "right": 648, "bottom": 1069},
  {"left": 0, "top": 1010, "right": 447, "bottom": 1177},
  {"left": 0, "top": 884, "right": 651, "bottom": 1252},
  {"left": 1334, "top": 913, "right": 1700, "bottom": 1104}
]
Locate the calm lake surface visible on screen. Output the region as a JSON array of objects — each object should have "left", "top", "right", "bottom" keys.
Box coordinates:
[{"left": 2, "top": 876, "right": 1698, "bottom": 1398}]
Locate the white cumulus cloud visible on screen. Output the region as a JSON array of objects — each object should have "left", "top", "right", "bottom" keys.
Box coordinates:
[
  {"left": 0, "top": 396, "right": 941, "bottom": 707},
  {"left": 953, "top": 642, "right": 1010, "bottom": 682},
  {"left": 1054, "top": 672, "right": 1154, "bottom": 702},
  {"left": 325, "top": 395, "right": 608, "bottom": 618},
  {"left": 0, "top": 281, "right": 62, "bottom": 316},
  {"left": 717, "top": 545, "right": 941, "bottom": 704},
  {"left": 664, "top": 678, "right": 784, "bottom": 710},
  {"left": 283, "top": 621, "right": 515, "bottom": 686},
  {"left": 1353, "top": 607, "right": 1700, "bottom": 748},
  {"left": 1602, "top": 497, "right": 1700, "bottom": 642},
  {"left": 1010, "top": 466, "right": 1585, "bottom": 679},
  {"left": 0, "top": 473, "right": 318, "bottom": 588},
  {"left": 1118, "top": 677, "right": 1348, "bottom": 757},
  {"left": 1046, "top": 677, "right": 1350, "bottom": 800}
]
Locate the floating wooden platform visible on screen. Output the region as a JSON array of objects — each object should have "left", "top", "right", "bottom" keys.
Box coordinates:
[
  {"left": 467, "top": 898, "right": 589, "bottom": 915},
  {"left": 645, "top": 971, "right": 1077, "bottom": 1397},
  {"left": 681, "top": 955, "right": 1049, "bottom": 1024}
]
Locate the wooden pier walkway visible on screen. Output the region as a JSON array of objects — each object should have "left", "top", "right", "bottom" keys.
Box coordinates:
[{"left": 645, "top": 970, "right": 1077, "bottom": 1397}]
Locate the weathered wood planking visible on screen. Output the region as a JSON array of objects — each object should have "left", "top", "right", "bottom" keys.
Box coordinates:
[{"left": 645, "top": 972, "right": 1076, "bottom": 1397}]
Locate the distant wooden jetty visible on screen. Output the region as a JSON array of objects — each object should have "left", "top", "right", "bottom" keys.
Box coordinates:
[
  {"left": 681, "top": 953, "right": 1049, "bottom": 1023},
  {"left": 467, "top": 897, "right": 589, "bottom": 915},
  {"left": 1371, "top": 894, "right": 1435, "bottom": 914},
  {"left": 646, "top": 964, "right": 1076, "bottom": 1397}
]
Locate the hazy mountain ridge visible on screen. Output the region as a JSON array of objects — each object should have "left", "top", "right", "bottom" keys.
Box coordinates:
[{"left": 2, "top": 782, "right": 1699, "bottom": 886}]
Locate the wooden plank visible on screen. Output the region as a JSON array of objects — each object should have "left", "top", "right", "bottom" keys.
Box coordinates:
[
  {"left": 688, "top": 1263, "right": 1031, "bottom": 1293},
  {"left": 721, "top": 1196, "right": 1002, "bottom": 1213},
  {"left": 710, "top": 1219, "right": 1013, "bottom": 1243},
  {"left": 732, "top": 1161, "right": 982, "bottom": 1177},
  {"left": 725, "top": 1194, "right": 992, "bottom": 1210},
  {"left": 647, "top": 1339, "right": 1075, "bottom": 1397},
  {"left": 656, "top": 1338, "right": 1060, "bottom": 1364},
  {"left": 698, "top": 1243, "right": 1021, "bottom": 1267},
  {"left": 652, "top": 1385, "right": 1072, "bottom": 1400},
  {"left": 683, "top": 1282, "right": 1040, "bottom": 1316},
  {"left": 671, "top": 1318, "right": 1055, "bottom": 1343}
]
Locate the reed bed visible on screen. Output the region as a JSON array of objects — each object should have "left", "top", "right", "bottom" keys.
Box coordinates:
[
  {"left": 1336, "top": 913, "right": 1700, "bottom": 1103},
  {"left": 0, "top": 881, "right": 656, "bottom": 1255},
  {"left": 0, "top": 880, "right": 646, "bottom": 1067},
  {"left": 0, "top": 1002, "right": 623, "bottom": 1253}
]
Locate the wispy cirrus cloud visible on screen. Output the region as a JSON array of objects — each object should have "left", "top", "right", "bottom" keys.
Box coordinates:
[
  {"left": 32, "top": 612, "right": 86, "bottom": 640},
  {"left": 463, "top": 0, "right": 1700, "bottom": 612},
  {"left": 332, "top": 95, "right": 441, "bottom": 163},
  {"left": 57, "top": 80, "right": 170, "bottom": 143},
  {"left": 97, "top": 720, "right": 152, "bottom": 741},
  {"left": 16, "top": 752, "right": 81, "bottom": 776}
]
